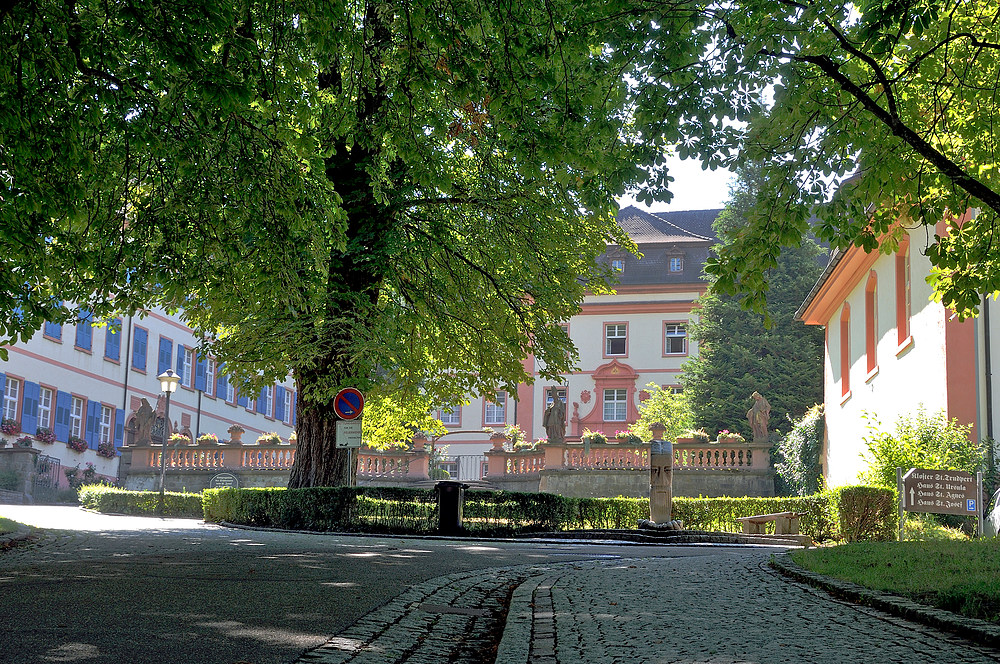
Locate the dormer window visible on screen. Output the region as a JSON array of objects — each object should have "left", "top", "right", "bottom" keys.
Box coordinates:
[
  {"left": 611, "top": 259, "right": 625, "bottom": 272},
  {"left": 668, "top": 256, "right": 684, "bottom": 272}
]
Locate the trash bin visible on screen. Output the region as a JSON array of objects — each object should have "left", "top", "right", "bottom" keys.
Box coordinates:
[{"left": 436, "top": 480, "right": 469, "bottom": 536}]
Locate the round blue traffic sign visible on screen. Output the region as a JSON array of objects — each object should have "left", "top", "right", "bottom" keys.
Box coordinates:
[{"left": 333, "top": 388, "right": 365, "bottom": 420}]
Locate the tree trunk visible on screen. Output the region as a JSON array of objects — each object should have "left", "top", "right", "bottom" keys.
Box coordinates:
[{"left": 287, "top": 383, "right": 355, "bottom": 488}]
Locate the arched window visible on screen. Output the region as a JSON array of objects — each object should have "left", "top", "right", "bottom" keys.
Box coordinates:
[
  {"left": 865, "top": 271, "right": 878, "bottom": 374},
  {"left": 895, "top": 238, "right": 911, "bottom": 346},
  {"left": 840, "top": 303, "right": 851, "bottom": 397}
]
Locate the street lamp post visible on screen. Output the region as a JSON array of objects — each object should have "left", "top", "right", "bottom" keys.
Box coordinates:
[{"left": 156, "top": 369, "right": 181, "bottom": 517}]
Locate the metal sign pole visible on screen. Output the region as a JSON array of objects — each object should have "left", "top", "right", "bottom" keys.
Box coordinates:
[
  {"left": 897, "top": 467, "right": 904, "bottom": 542},
  {"left": 977, "top": 471, "right": 984, "bottom": 538}
]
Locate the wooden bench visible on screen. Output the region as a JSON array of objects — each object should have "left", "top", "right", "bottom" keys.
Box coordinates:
[{"left": 735, "top": 511, "right": 803, "bottom": 535}]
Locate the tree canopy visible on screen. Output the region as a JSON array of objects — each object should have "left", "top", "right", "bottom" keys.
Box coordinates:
[
  {"left": 1, "top": 0, "right": 713, "bottom": 485},
  {"left": 631, "top": 0, "right": 1000, "bottom": 317}
]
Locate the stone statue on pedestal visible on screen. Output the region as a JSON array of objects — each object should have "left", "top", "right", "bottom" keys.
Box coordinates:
[
  {"left": 747, "top": 391, "right": 771, "bottom": 443},
  {"left": 542, "top": 388, "right": 566, "bottom": 445}
]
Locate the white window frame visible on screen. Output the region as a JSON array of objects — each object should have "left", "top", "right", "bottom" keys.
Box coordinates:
[
  {"left": 283, "top": 389, "right": 293, "bottom": 424},
  {"left": 484, "top": 391, "right": 507, "bottom": 425},
  {"left": 223, "top": 379, "right": 235, "bottom": 404},
  {"left": 99, "top": 405, "right": 113, "bottom": 445},
  {"left": 669, "top": 256, "right": 684, "bottom": 272},
  {"left": 603, "top": 388, "right": 627, "bottom": 422},
  {"left": 205, "top": 358, "right": 216, "bottom": 397},
  {"left": 664, "top": 323, "right": 687, "bottom": 355},
  {"left": 611, "top": 259, "right": 625, "bottom": 272},
  {"left": 181, "top": 347, "right": 194, "bottom": 387},
  {"left": 264, "top": 385, "right": 274, "bottom": 418},
  {"left": 605, "top": 324, "right": 627, "bottom": 356},
  {"left": 37, "top": 386, "right": 53, "bottom": 429},
  {"left": 439, "top": 405, "right": 460, "bottom": 426},
  {"left": 70, "top": 396, "right": 84, "bottom": 438},
  {"left": 2, "top": 378, "right": 20, "bottom": 422}
]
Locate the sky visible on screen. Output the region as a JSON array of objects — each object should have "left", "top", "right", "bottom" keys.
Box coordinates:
[{"left": 617, "top": 155, "right": 734, "bottom": 213}]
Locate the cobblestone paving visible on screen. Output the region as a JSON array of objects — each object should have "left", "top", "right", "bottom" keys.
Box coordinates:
[
  {"left": 503, "top": 552, "right": 1000, "bottom": 664},
  {"left": 297, "top": 550, "right": 1000, "bottom": 664}
]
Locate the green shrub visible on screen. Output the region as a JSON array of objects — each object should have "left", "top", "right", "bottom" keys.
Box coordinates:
[
  {"left": 673, "top": 494, "right": 839, "bottom": 540},
  {"left": 836, "top": 485, "right": 897, "bottom": 542},
  {"left": 774, "top": 405, "right": 824, "bottom": 496},
  {"left": 203, "top": 486, "right": 440, "bottom": 534},
  {"left": 78, "top": 485, "right": 203, "bottom": 517},
  {"left": 860, "top": 408, "right": 985, "bottom": 488}
]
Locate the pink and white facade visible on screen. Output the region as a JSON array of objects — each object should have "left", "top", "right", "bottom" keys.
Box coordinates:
[
  {"left": 433, "top": 206, "right": 719, "bottom": 459},
  {"left": 0, "top": 306, "right": 295, "bottom": 486},
  {"left": 797, "top": 216, "right": 998, "bottom": 487}
]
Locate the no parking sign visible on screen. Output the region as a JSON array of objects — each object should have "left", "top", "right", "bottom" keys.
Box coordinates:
[{"left": 333, "top": 387, "right": 365, "bottom": 420}]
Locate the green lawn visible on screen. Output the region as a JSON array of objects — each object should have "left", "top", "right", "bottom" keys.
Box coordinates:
[
  {"left": 0, "top": 516, "right": 21, "bottom": 535},
  {"left": 791, "top": 539, "right": 1000, "bottom": 623}
]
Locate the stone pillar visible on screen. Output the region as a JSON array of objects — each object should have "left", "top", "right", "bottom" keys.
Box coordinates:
[{"left": 649, "top": 423, "right": 673, "bottom": 523}]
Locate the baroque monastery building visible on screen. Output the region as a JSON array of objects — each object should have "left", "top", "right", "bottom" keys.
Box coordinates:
[{"left": 434, "top": 206, "right": 721, "bottom": 471}]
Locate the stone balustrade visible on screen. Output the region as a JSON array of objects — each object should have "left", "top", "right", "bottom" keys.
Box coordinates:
[
  {"left": 672, "top": 440, "right": 771, "bottom": 470},
  {"left": 357, "top": 447, "right": 429, "bottom": 480},
  {"left": 132, "top": 441, "right": 296, "bottom": 471}
]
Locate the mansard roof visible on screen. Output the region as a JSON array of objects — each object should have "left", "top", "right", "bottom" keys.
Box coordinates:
[{"left": 616, "top": 206, "right": 720, "bottom": 244}]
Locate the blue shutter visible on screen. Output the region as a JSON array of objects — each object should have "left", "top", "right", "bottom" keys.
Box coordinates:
[
  {"left": 275, "top": 386, "right": 286, "bottom": 423},
  {"left": 256, "top": 388, "right": 267, "bottom": 415},
  {"left": 216, "top": 367, "right": 227, "bottom": 401},
  {"left": 158, "top": 337, "right": 173, "bottom": 375},
  {"left": 114, "top": 408, "right": 125, "bottom": 446},
  {"left": 0, "top": 373, "right": 6, "bottom": 405},
  {"left": 75, "top": 310, "right": 92, "bottom": 350},
  {"left": 54, "top": 391, "right": 71, "bottom": 441},
  {"left": 105, "top": 319, "right": 121, "bottom": 361},
  {"left": 176, "top": 346, "right": 185, "bottom": 376},
  {"left": 132, "top": 328, "right": 148, "bottom": 370},
  {"left": 195, "top": 354, "right": 207, "bottom": 391},
  {"left": 85, "top": 401, "right": 101, "bottom": 448},
  {"left": 21, "top": 381, "right": 39, "bottom": 434}
]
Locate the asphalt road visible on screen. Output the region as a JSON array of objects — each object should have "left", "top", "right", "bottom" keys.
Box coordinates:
[{"left": 0, "top": 506, "right": 727, "bottom": 664}]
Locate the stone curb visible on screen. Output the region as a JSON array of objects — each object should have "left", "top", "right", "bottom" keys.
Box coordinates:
[
  {"left": 770, "top": 553, "right": 1000, "bottom": 648},
  {"left": 218, "top": 521, "right": 801, "bottom": 548}
]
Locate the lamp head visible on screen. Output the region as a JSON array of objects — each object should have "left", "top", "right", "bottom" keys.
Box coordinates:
[{"left": 157, "top": 369, "right": 181, "bottom": 393}]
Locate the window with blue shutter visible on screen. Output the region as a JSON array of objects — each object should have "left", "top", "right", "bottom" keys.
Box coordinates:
[
  {"left": 158, "top": 337, "right": 173, "bottom": 375},
  {"left": 75, "top": 309, "right": 93, "bottom": 350},
  {"left": 114, "top": 408, "right": 125, "bottom": 446},
  {"left": 291, "top": 392, "right": 296, "bottom": 427},
  {"left": 105, "top": 318, "right": 122, "bottom": 361},
  {"left": 132, "top": 327, "right": 148, "bottom": 371},
  {"left": 216, "top": 369, "right": 228, "bottom": 402},
  {"left": 44, "top": 302, "right": 63, "bottom": 340},
  {"left": 44, "top": 320, "right": 62, "bottom": 339},
  {"left": 54, "top": 391, "right": 71, "bottom": 441},
  {"left": 257, "top": 388, "right": 267, "bottom": 415},
  {"left": 21, "top": 382, "right": 39, "bottom": 434},
  {"left": 85, "top": 401, "right": 101, "bottom": 448},
  {"left": 275, "top": 386, "right": 286, "bottom": 423},
  {"left": 195, "top": 354, "right": 207, "bottom": 391}
]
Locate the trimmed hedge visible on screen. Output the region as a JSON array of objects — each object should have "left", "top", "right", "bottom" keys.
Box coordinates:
[
  {"left": 673, "top": 494, "right": 840, "bottom": 541},
  {"left": 837, "top": 484, "right": 898, "bottom": 542},
  {"left": 78, "top": 484, "right": 204, "bottom": 518},
  {"left": 201, "top": 485, "right": 895, "bottom": 541}
]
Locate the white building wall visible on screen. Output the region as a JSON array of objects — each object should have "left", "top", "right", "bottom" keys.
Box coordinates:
[
  {"left": 1, "top": 307, "right": 295, "bottom": 482},
  {"left": 823, "top": 232, "right": 950, "bottom": 486}
]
